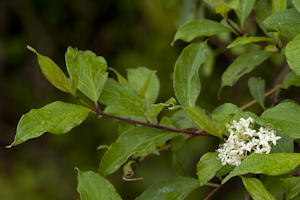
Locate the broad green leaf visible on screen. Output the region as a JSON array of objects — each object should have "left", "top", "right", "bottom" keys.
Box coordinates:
[
  {"left": 174, "top": 42, "right": 208, "bottom": 107},
  {"left": 127, "top": 67, "right": 159, "bottom": 109},
  {"left": 216, "top": 0, "right": 239, "bottom": 14},
  {"left": 135, "top": 143, "right": 159, "bottom": 157},
  {"left": 202, "top": 45, "right": 215, "bottom": 77},
  {"left": 77, "top": 50, "right": 108, "bottom": 102},
  {"left": 222, "top": 153, "right": 300, "bottom": 183},
  {"left": 281, "top": 71, "right": 300, "bottom": 89},
  {"left": 99, "top": 78, "right": 146, "bottom": 115},
  {"left": 172, "top": 19, "right": 232, "bottom": 44},
  {"left": 280, "top": 176, "right": 300, "bottom": 199},
  {"left": 170, "top": 108, "right": 204, "bottom": 130},
  {"left": 108, "top": 67, "right": 129, "bottom": 85},
  {"left": 248, "top": 77, "right": 266, "bottom": 110},
  {"left": 172, "top": 153, "right": 190, "bottom": 177},
  {"left": 286, "top": 34, "right": 300, "bottom": 78},
  {"left": 123, "top": 160, "right": 136, "bottom": 176},
  {"left": 171, "top": 134, "right": 187, "bottom": 151},
  {"left": 197, "top": 152, "right": 223, "bottom": 186},
  {"left": 263, "top": 8, "right": 300, "bottom": 37},
  {"left": 135, "top": 177, "right": 200, "bottom": 200},
  {"left": 184, "top": 107, "right": 220, "bottom": 138},
  {"left": 254, "top": 0, "right": 275, "bottom": 39},
  {"left": 241, "top": 177, "right": 276, "bottom": 200},
  {"left": 270, "top": 132, "right": 294, "bottom": 153},
  {"left": 216, "top": 165, "right": 235, "bottom": 177},
  {"left": 65, "top": 46, "right": 79, "bottom": 95},
  {"left": 76, "top": 168, "right": 122, "bottom": 200},
  {"left": 99, "top": 126, "right": 179, "bottom": 176},
  {"left": 27, "top": 46, "right": 72, "bottom": 93},
  {"left": 103, "top": 105, "right": 144, "bottom": 118},
  {"left": 271, "top": 0, "right": 286, "bottom": 13},
  {"left": 116, "top": 121, "right": 135, "bottom": 136},
  {"left": 227, "top": 36, "right": 274, "bottom": 49},
  {"left": 203, "top": 0, "right": 224, "bottom": 9},
  {"left": 145, "top": 97, "right": 177, "bottom": 118},
  {"left": 262, "top": 174, "right": 290, "bottom": 200},
  {"left": 219, "top": 51, "right": 272, "bottom": 94},
  {"left": 294, "top": 0, "right": 300, "bottom": 12},
  {"left": 176, "top": 0, "right": 199, "bottom": 28},
  {"left": 260, "top": 102, "right": 300, "bottom": 139},
  {"left": 8, "top": 101, "right": 90, "bottom": 147},
  {"left": 235, "top": 0, "right": 256, "bottom": 29}
]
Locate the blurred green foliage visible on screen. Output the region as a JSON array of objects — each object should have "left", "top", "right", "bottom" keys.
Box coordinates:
[{"left": 2, "top": 0, "right": 299, "bottom": 199}]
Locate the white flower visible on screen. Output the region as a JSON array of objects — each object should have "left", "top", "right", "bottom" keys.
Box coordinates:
[{"left": 216, "top": 117, "right": 281, "bottom": 166}]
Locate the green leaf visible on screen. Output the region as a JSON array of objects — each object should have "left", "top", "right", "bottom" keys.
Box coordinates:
[
  {"left": 108, "top": 67, "right": 129, "bottom": 85},
  {"left": 202, "top": 45, "right": 215, "bottom": 77},
  {"left": 8, "top": 101, "right": 90, "bottom": 147},
  {"left": 203, "top": 0, "right": 225, "bottom": 9},
  {"left": 174, "top": 42, "right": 208, "bottom": 107},
  {"left": 197, "top": 152, "right": 223, "bottom": 186},
  {"left": 184, "top": 107, "right": 220, "bottom": 138},
  {"left": 76, "top": 168, "right": 122, "bottom": 200},
  {"left": 216, "top": 165, "right": 235, "bottom": 178},
  {"left": 263, "top": 8, "right": 300, "bottom": 37},
  {"left": 176, "top": 0, "right": 199, "bottom": 29},
  {"left": 281, "top": 71, "right": 300, "bottom": 89},
  {"left": 222, "top": 153, "right": 300, "bottom": 184},
  {"left": 262, "top": 174, "right": 290, "bottom": 200},
  {"left": 270, "top": 132, "right": 294, "bottom": 153},
  {"left": 27, "top": 46, "right": 72, "bottom": 93},
  {"left": 260, "top": 102, "right": 300, "bottom": 139},
  {"left": 254, "top": 0, "right": 274, "bottom": 39},
  {"left": 123, "top": 160, "right": 136, "bottom": 176},
  {"left": 227, "top": 36, "right": 274, "bottom": 49},
  {"left": 172, "top": 153, "right": 190, "bottom": 177},
  {"left": 99, "top": 126, "right": 179, "bottom": 176},
  {"left": 220, "top": 18, "right": 241, "bottom": 35},
  {"left": 235, "top": 0, "right": 256, "bottom": 29},
  {"left": 172, "top": 19, "right": 232, "bottom": 44},
  {"left": 286, "top": 33, "right": 300, "bottom": 78},
  {"left": 135, "top": 143, "right": 159, "bottom": 157},
  {"left": 127, "top": 67, "right": 160, "bottom": 109},
  {"left": 280, "top": 176, "right": 300, "bottom": 199},
  {"left": 248, "top": 77, "right": 266, "bottom": 110},
  {"left": 219, "top": 51, "right": 272, "bottom": 94},
  {"left": 65, "top": 46, "right": 79, "bottom": 95},
  {"left": 99, "top": 78, "right": 146, "bottom": 116},
  {"left": 116, "top": 121, "right": 135, "bottom": 136},
  {"left": 271, "top": 0, "right": 286, "bottom": 13},
  {"left": 171, "top": 134, "right": 187, "bottom": 151},
  {"left": 170, "top": 108, "right": 201, "bottom": 130},
  {"left": 145, "top": 97, "right": 177, "bottom": 118},
  {"left": 294, "top": 0, "right": 300, "bottom": 12},
  {"left": 135, "top": 177, "right": 200, "bottom": 200},
  {"left": 241, "top": 177, "right": 276, "bottom": 200},
  {"left": 216, "top": 0, "right": 239, "bottom": 14},
  {"left": 77, "top": 50, "right": 108, "bottom": 102}
]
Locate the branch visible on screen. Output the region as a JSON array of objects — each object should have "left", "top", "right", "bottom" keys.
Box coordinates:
[{"left": 203, "top": 184, "right": 223, "bottom": 200}]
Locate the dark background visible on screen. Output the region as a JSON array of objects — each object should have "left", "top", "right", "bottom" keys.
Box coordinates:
[{"left": 0, "top": 0, "right": 293, "bottom": 199}]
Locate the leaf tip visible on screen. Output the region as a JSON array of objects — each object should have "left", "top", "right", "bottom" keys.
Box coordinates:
[{"left": 27, "top": 45, "right": 37, "bottom": 54}]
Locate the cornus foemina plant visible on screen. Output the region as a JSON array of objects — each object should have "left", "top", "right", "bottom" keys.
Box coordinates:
[
  {"left": 217, "top": 117, "right": 281, "bottom": 166},
  {"left": 7, "top": 1, "right": 300, "bottom": 200}
]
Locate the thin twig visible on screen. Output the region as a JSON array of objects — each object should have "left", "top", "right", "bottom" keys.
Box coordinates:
[
  {"left": 240, "top": 85, "right": 281, "bottom": 110},
  {"left": 203, "top": 184, "right": 223, "bottom": 200}
]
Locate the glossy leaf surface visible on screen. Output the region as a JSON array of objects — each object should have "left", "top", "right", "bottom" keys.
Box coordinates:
[
  {"left": 241, "top": 177, "right": 275, "bottom": 200},
  {"left": 281, "top": 71, "right": 300, "bottom": 89},
  {"left": 220, "top": 51, "right": 272, "bottom": 93},
  {"left": 222, "top": 153, "right": 300, "bottom": 183},
  {"left": 27, "top": 46, "right": 72, "bottom": 93},
  {"left": 286, "top": 33, "right": 300, "bottom": 78},
  {"left": 248, "top": 77, "right": 266, "bottom": 109},
  {"left": 184, "top": 107, "right": 220, "bottom": 138},
  {"left": 76, "top": 168, "right": 122, "bottom": 200},
  {"left": 280, "top": 176, "right": 300, "bottom": 199},
  {"left": 235, "top": 0, "right": 256, "bottom": 29},
  {"left": 77, "top": 50, "right": 108, "bottom": 102},
  {"left": 197, "top": 152, "right": 223, "bottom": 186},
  {"left": 172, "top": 19, "right": 232, "bottom": 44},
  {"left": 8, "top": 101, "right": 90, "bottom": 147},
  {"left": 135, "top": 177, "right": 199, "bottom": 200},
  {"left": 260, "top": 102, "right": 300, "bottom": 139},
  {"left": 227, "top": 36, "right": 274, "bottom": 49},
  {"left": 294, "top": 0, "right": 300, "bottom": 12},
  {"left": 263, "top": 8, "right": 300, "bottom": 37},
  {"left": 174, "top": 42, "right": 207, "bottom": 107},
  {"left": 99, "top": 126, "right": 179, "bottom": 176},
  {"left": 65, "top": 46, "right": 79, "bottom": 95}
]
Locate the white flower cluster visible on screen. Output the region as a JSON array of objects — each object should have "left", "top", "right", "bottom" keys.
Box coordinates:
[{"left": 216, "top": 117, "right": 281, "bottom": 166}]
